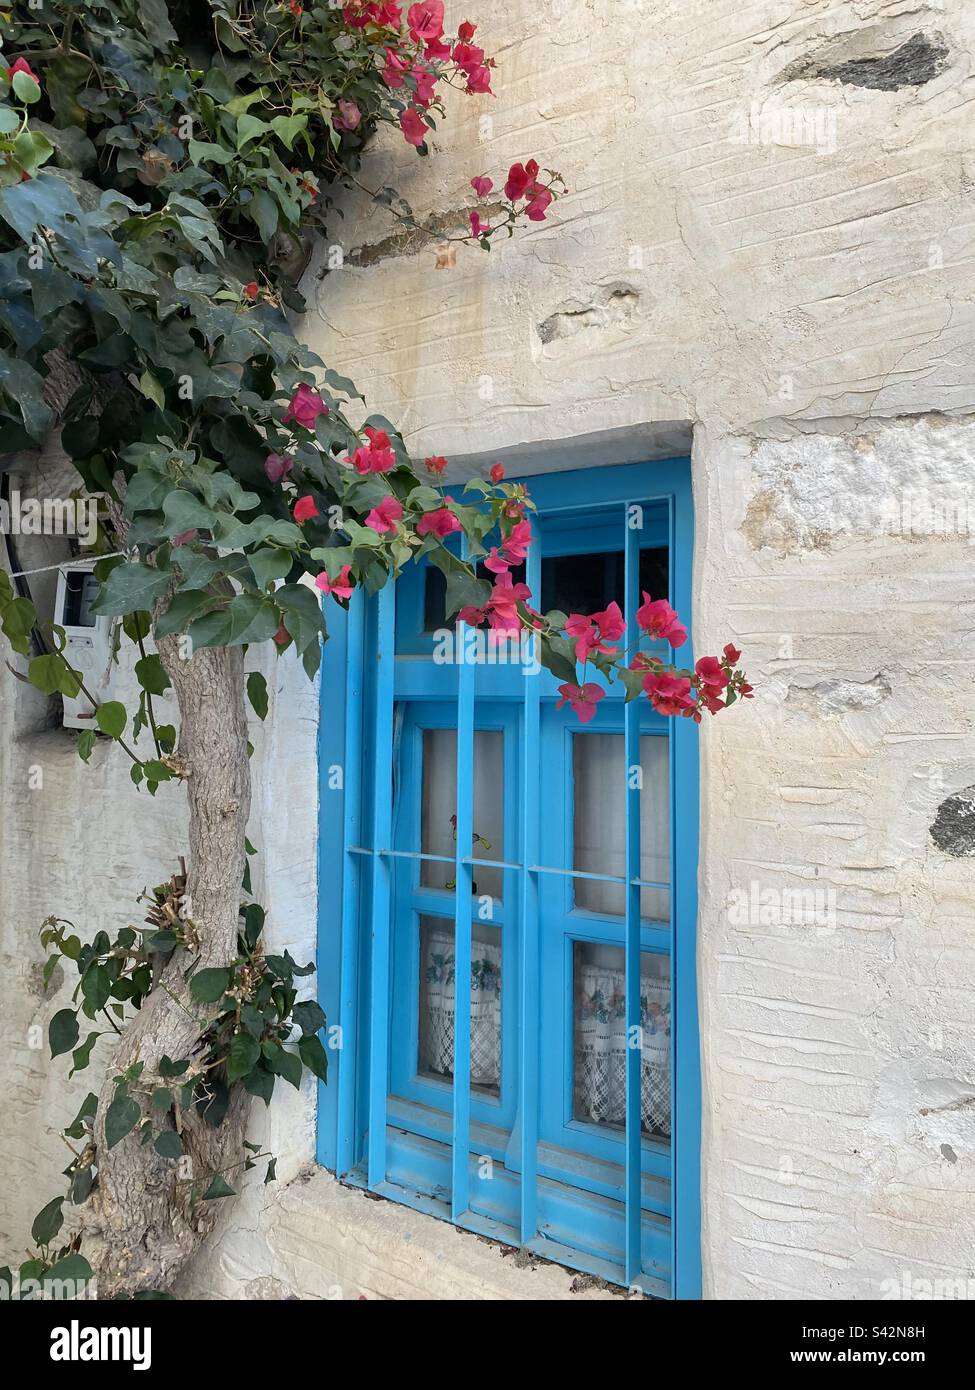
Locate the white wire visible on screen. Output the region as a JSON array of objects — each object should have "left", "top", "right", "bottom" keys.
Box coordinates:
[{"left": 2, "top": 551, "right": 126, "bottom": 580}]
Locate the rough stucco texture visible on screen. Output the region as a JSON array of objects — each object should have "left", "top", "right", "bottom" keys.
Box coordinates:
[{"left": 2, "top": 0, "right": 975, "bottom": 1299}]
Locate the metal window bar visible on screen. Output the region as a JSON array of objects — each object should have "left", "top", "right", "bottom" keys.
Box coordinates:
[
  {"left": 519, "top": 534, "right": 542, "bottom": 1244},
  {"left": 623, "top": 506, "right": 643, "bottom": 1286},
  {"left": 366, "top": 582, "right": 396, "bottom": 1189},
  {"left": 336, "top": 592, "right": 365, "bottom": 1178},
  {"left": 451, "top": 537, "right": 476, "bottom": 1221}
]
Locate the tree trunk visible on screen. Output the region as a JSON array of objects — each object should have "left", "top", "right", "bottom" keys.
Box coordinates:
[{"left": 80, "top": 636, "right": 253, "bottom": 1295}]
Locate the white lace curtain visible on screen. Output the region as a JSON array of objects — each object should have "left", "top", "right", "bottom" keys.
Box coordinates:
[
  {"left": 575, "top": 949, "right": 671, "bottom": 1137},
  {"left": 421, "top": 925, "right": 502, "bottom": 1089}
]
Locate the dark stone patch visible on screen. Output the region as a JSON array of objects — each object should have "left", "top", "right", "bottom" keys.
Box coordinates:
[
  {"left": 789, "top": 32, "right": 949, "bottom": 92},
  {"left": 930, "top": 785, "right": 975, "bottom": 857}
]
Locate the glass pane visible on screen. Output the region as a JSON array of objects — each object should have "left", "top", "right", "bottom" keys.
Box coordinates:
[
  {"left": 421, "top": 728, "right": 504, "bottom": 901},
  {"left": 573, "top": 943, "right": 670, "bottom": 1139},
  {"left": 424, "top": 548, "right": 668, "bottom": 631},
  {"left": 418, "top": 916, "right": 501, "bottom": 1097},
  {"left": 573, "top": 734, "right": 669, "bottom": 920}
]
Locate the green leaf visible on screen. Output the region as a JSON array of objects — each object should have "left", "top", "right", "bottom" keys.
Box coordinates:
[
  {"left": 28, "top": 654, "right": 82, "bottom": 698},
  {"left": 41, "top": 1253, "right": 92, "bottom": 1291},
  {"left": 64, "top": 1092, "right": 98, "bottom": 1140},
  {"left": 104, "top": 1090, "right": 141, "bottom": 1149},
  {"left": 297, "top": 1033, "right": 329, "bottom": 1083},
  {"left": 137, "top": 369, "right": 166, "bottom": 410},
  {"left": 49, "top": 1008, "right": 79, "bottom": 1059},
  {"left": 12, "top": 70, "right": 42, "bottom": 104},
  {"left": 153, "top": 1130, "right": 183, "bottom": 1160},
  {"left": 202, "top": 1174, "right": 236, "bottom": 1199},
  {"left": 265, "top": 1044, "right": 303, "bottom": 1090},
  {"left": 31, "top": 1196, "right": 64, "bottom": 1246},
  {"left": 188, "top": 594, "right": 280, "bottom": 649},
  {"left": 243, "top": 1064, "right": 275, "bottom": 1106},
  {"left": 134, "top": 654, "right": 170, "bottom": 695},
  {"left": 249, "top": 547, "right": 293, "bottom": 591},
  {"left": 76, "top": 729, "right": 96, "bottom": 762},
  {"left": 226, "top": 1031, "right": 261, "bottom": 1082},
  {"left": 95, "top": 701, "right": 127, "bottom": 738},
  {"left": 246, "top": 671, "right": 268, "bottom": 720},
  {"left": 190, "top": 966, "right": 232, "bottom": 1003},
  {"left": 155, "top": 588, "right": 214, "bottom": 637},
  {"left": 90, "top": 563, "right": 171, "bottom": 617},
  {"left": 291, "top": 1000, "right": 326, "bottom": 1036},
  {"left": 70, "top": 1032, "right": 100, "bottom": 1076}
]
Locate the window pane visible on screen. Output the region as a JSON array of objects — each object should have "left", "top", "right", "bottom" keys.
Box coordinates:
[
  {"left": 420, "top": 729, "right": 504, "bottom": 901},
  {"left": 418, "top": 916, "right": 501, "bottom": 1097},
  {"left": 573, "top": 943, "right": 670, "bottom": 1138},
  {"left": 573, "top": 734, "right": 669, "bottom": 920}
]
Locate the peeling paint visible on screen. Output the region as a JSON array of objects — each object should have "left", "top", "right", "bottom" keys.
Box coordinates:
[
  {"left": 785, "top": 31, "right": 950, "bottom": 91},
  {"left": 787, "top": 674, "right": 891, "bottom": 717},
  {"left": 930, "top": 786, "right": 975, "bottom": 858}
]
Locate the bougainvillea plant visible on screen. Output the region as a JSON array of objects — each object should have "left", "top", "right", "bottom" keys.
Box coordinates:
[{"left": 0, "top": 0, "right": 749, "bottom": 1297}]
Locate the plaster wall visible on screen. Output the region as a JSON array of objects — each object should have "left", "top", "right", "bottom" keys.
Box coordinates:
[{"left": 2, "top": 0, "right": 974, "bottom": 1299}]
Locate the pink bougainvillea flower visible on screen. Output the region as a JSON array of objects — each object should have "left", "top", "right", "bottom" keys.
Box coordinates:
[
  {"left": 263, "top": 452, "right": 293, "bottom": 484},
  {"left": 504, "top": 159, "right": 539, "bottom": 202},
  {"left": 465, "top": 64, "right": 493, "bottom": 95},
  {"left": 642, "top": 671, "right": 695, "bottom": 716},
  {"left": 7, "top": 57, "right": 39, "bottom": 85},
  {"left": 284, "top": 383, "right": 329, "bottom": 429},
  {"left": 315, "top": 565, "right": 355, "bottom": 600},
  {"left": 417, "top": 506, "right": 461, "bottom": 538},
  {"left": 695, "top": 655, "right": 730, "bottom": 692},
  {"left": 424, "top": 454, "right": 448, "bottom": 477},
  {"left": 565, "top": 606, "right": 623, "bottom": 663},
  {"left": 483, "top": 547, "right": 509, "bottom": 575},
  {"left": 382, "top": 46, "right": 410, "bottom": 89},
  {"left": 293, "top": 495, "right": 320, "bottom": 524},
  {"left": 346, "top": 443, "right": 395, "bottom": 475},
  {"left": 364, "top": 425, "right": 392, "bottom": 450},
  {"left": 485, "top": 571, "right": 531, "bottom": 632},
  {"left": 469, "top": 211, "right": 489, "bottom": 239},
  {"left": 171, "top": 529, "right": 199, "bottom": 547},
  {"left": 470, "top": 174, "right": 493, "bottom": 198},
  {"left": 399, "top": 106, "right": 430, "bottom": 147},
  {"left": 273, "top": 621, "right": 292, "bottom": 647},
  {"left": 635, "top": 593, "right": 687, "bottom": 647},
  {"left": 452, "top": 40, "right": 485, "bottom": 74},
  {"left": 723, "top": 642, "right": 741, "bottom": 664},
  {"left": 424, "top": 36, "right": 452, "bottom": 61},
  {"left": 458, "top": 20, "right": 477, "bottom": 42},
  {"left": 334, "top": 99, "right": 362, "bottom": 132},
  {"left": 242, "top": 280, "right": 259, "bottom": 300},
  {"left": 489, "top": 462, "right": 505, "bottom": 483},
  {"left": 364, "top": 496, "right": 404, "bottom": 533},
  {"left": 525, "top": 189, "right": 553, "bottom": 221},
  {"left": 407, "top": 0, "right": 443, "bottom": 42},
  {"left": 458, "top": 606, "right": 486, "bottom": 626},
  {"left": 501, "top": 518, "right": 532, "bottom": 563},
  {"left": 556, "top": 682, "right": 605, "bottom": 724},
  {"left": 411, "top": 63, "right": 437, "bottom": 105},
  {"left": 343, "top": 2, "right": 402, "bottom": 26},
  {"left": 592, "top": 600, "right": 625, "bottom": 643}
]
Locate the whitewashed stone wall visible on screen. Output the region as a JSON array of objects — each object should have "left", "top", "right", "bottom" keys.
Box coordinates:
[{"left": 2, "top": 0, "right": 974, "bottom": 1299}]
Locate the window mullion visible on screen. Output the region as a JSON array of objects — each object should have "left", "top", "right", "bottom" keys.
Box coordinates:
[
  {"left": 624, "top": 504, "right": 643, "bottom": 1286},
  {"left": 366, "top": 582, "right": 396, "bottom": 1189},
  {"left": 518, "top": 538, "right": 542, "bottom": 1245},
  {"left": 336, "top": 591, "right": 365, "bottom": 1178},
  {"left": 451, "top": 540, "right": 475, "bottom": 1221}
]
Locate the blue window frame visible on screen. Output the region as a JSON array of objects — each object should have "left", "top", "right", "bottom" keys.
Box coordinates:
[{"left": 317, "top": 456, "right": 701, "bottom": 1298}]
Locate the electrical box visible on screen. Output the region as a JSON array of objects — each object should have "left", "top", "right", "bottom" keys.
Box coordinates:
[{"left": 54, "top": 560, "right": 116, "bottom": 729}]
